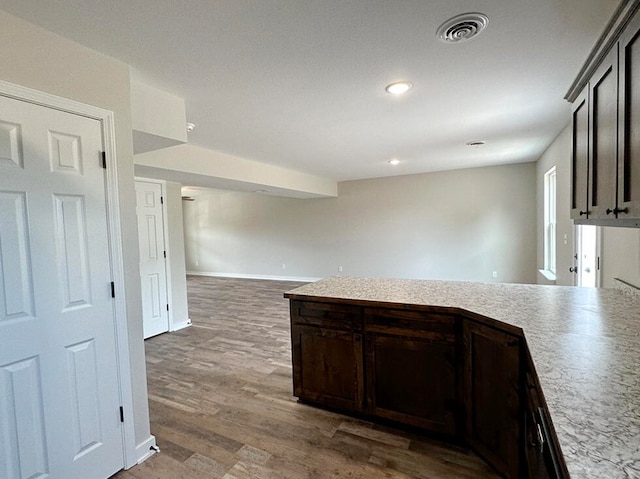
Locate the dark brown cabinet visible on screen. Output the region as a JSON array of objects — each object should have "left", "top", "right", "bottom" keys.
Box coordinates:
[
  {"left": 618, "top": 11, "right": 640, "bottom": 219},
  {"left": 290, "top": 300, "right": 364, "bottom": 412},
  {"left": 291, "top": 325, "right": 364, "bottom": 412},
  {"left": 364, "top": 309, "right": 458, "bottom": 435},
  {"left": 524, "top": 358, "right": 546, "bottom": 478},
  {"left": 571, "top": 47, "right": 620, "bottom": 221},
  {"left": 287, "top": 298, "right": 569, "bottom": 479},
  {"left": 589, "top": 46, "right": 619, "bottom": 219},
  {"left": 523, "top": 353, "right": 568, "bottom": 479},
  {"left": 463, "top": 320, "right": 521, "bottom": 479},
  {"left": 524, "top": 406, "right": 563, "bottom": 479},
  {"left": 571, "top": 86, "right": 589, "bottom": 220},
  {"left": 571, "top": 8, "right": 640, "bottom": 224}
]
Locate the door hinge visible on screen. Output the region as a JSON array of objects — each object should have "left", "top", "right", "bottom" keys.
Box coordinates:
[
  {"left": 160, "top": 196, "right": 164, "bottom": 205},
  {"left": 110, "top": 282, "right": 115, "bottom": 298},
  {"left": 101, "top": 151, "right": 107, "bottom": 169},
  {"left": 119, "top": 406, "right": 124, "bottom": 423},
  {"left": 163, "top": 250, "right": 167, "bottom": 258},
  {"left": 166, "top": 304, "right": 169, "bottom": 311},
  {"left": 597, "top": 256, "right": 600, "bottom": 270}
]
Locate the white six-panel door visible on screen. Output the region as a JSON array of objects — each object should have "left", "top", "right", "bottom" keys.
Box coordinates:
[
  {"left": 135, "top": 180, "right": 169, "bottom": 339},
  {"left": 0, "top": 95, "right": 124, "bottom": 478}
]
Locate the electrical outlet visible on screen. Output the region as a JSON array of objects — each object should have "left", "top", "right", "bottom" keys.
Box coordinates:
[
  {"left": 282, "top": 263, "right": 286, "bottom": 270},
  {"left": 338, "top": 266, "right": 343, "bottom": 272},
  {"left": 492, "top": 271, "right": 498, "bottom": 279}
]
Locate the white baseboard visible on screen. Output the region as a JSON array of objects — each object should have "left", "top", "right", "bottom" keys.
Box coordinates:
[
  {"left": 170, "top": 319, "right": 192, "bottom": 332},
  {"left": 134, "top": 435, "right": 158, "bottom": 465},
  {"left": 186, "top": 271, "right": 320, "bottom": 283}
]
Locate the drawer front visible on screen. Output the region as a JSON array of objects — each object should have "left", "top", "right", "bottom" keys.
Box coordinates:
[
  {"left": 364, "top": 308, "right": 457, "bottom": 342},
  {"left": 291, "top": 300, "right": 362, "bottom": 330}
]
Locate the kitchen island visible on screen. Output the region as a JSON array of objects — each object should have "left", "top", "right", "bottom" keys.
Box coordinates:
[{"left": 284, "top": 277, "right": 640, "bottom": 479}]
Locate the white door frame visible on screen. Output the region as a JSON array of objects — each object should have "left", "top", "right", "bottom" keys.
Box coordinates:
[
  {"left": 135, "top": 177, "right": 175, "bottom": 334},
  {"left": 0, "top": 80, "right": 138, "bottom": 467}
]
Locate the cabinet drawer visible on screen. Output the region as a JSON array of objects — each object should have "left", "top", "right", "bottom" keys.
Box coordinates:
[
  {"left": 364, "top": 308, "right": 457, "bottom": 342},
  {"left": 290, "top": 300, "right": 362, "bottom": 330}
]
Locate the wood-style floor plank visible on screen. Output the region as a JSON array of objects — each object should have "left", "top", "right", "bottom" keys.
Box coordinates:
[{"left": 112, "top": 276, "right": 499, "bottom": 479}]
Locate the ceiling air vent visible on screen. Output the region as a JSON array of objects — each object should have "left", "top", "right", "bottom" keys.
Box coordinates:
[{"left": 437, "top": 13, "right": 489, "bottom": 43}]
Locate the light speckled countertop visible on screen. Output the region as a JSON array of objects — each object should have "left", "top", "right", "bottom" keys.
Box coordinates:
[{"left": 285, "top": 276, "right": 640, "bottom": 479}]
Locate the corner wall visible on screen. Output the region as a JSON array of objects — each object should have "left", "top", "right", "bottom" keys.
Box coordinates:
[{"left": 184, "top": 162, "right": 538, "bottom": 283}]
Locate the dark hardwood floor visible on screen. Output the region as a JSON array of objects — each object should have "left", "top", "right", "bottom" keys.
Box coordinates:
[{"left": 113, "top": 275, "right": 499, "bottom": 479}]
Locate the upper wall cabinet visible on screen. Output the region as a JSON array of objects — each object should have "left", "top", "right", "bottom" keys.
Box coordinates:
[
  {"left": 618, "top": 11, "right": 640, "bottom": 218},
  {"left": 569, "top": 2, "right": 640, "bottom": 227}
]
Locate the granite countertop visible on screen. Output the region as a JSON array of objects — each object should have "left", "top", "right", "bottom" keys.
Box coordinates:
[{"left": 285, "top": 276, "right": 640, "bottom": 479}]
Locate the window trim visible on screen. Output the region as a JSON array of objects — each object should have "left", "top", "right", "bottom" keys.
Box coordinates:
[{"left": 543, "top": 166, "right": 557, "bottom": 279}]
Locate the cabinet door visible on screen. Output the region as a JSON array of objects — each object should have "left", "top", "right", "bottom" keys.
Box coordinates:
[
  {"left": 571, "top": 87, "right": 590, "bottom": 219},
  {"left": 589, "top": 46, "right": 619, "bottom": 219},
  {"left": 523, "top": 353, "right": 569, "bottom": 479},
  {"left": 618, "top": 11, "right": 640, "bottom": 218},
  {"left": 525, "top": 407, "right": 557, "bottom": 479},
  {"left": 524, "top": 397, "right": 547, "bottom": 478},
  {"left": 525, "top": 406, "right": 568, "bottom": 479},
  {"left": 365, "top": 334, "right": 457, "bottom": 435},
  {"left": 291, "top": 324, "right": 364, "bottom": 412},
  {"left": 463, "top": 321, "right": 521, "bottom": 479},
  {"left": 524, "top": 360, "right": 546, "bottom": 479}
]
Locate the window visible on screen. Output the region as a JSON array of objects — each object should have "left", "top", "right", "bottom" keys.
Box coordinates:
[{"left": 543, "top": 167, "right": 557, "bottom": 276}]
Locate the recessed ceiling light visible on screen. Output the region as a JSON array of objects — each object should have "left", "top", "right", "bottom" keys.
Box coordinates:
[
  {"left": 385, "top": 82, "right": 413, "bottom": 95},
  {"left": 466, "top": 140, "right": 486, "bottom": 147},
  {"left": 186, "top": 122, "right": 196, "bottom": 132},
  {"left": 388, "top": 158, "right": 401, "bottom": 165}
]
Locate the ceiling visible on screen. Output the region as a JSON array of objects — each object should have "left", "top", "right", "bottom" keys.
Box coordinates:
[{"left": 0, "top": 0, "right": 619, "bottom": 181}]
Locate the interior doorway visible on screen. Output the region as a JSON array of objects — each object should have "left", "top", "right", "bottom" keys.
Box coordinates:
[
  {"left": 135, "top": 179, "right": 170, "bottom": 339},
  {"left": 573, "top": 225, "right": 601, "bottom": 287}
]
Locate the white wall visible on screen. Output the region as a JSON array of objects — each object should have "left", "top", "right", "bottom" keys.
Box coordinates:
[
  {"left": 184, "top": 163, "right": 538, "bottom": 283},
  {"left": 536, "top": 125, "right": 574, "bottom": 286},
  {"left": 536, "top": 123, "right": 640, "bottom": 288},
  {"left": 601, "top": 227, "right": 640, "bottom": 287},
  {"left": 131, "top": 80, "right": 187, "bottom": 154},
  {"left": 0, "top": 10, "right": 151, "bottom": 459}
]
